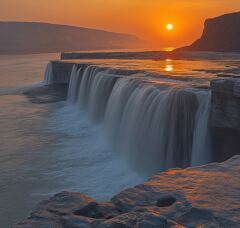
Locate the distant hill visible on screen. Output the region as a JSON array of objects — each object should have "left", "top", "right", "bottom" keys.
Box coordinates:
[
  {"left": 176, "top": 12, "right": 240, "bottom": 52},
  {"left": 0, "top": 22, "right": 143, "bottom": 54}
]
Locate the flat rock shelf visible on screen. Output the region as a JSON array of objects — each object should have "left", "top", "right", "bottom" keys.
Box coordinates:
[{"left": 13, "top": 155, "right": 240, "bottom": 228}]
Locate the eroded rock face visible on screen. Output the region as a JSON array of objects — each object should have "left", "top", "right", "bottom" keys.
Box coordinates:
[
  {"left": 211, "top": 78, "right": 240, "bottom": 131},
  {"left": 13, "top": 156, "right": 240, "bottom": 228},
  {"left": 210, "top": 78, "right": 240, "bottom": 161},
  {"left": 177, "top": 12, "right": 240, "bottom": 52}
]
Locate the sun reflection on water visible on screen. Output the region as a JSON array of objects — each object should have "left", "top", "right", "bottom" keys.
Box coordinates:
[{"left": 165, "top": 59, "right": 174, "bottom": 72}]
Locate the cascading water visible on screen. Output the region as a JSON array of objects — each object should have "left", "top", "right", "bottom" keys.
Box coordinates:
[
  {"left": 104, "top": 78, "right": 143, "bottom": 145},
  {"left": 44, "top": 62, "right": 54, "bottom": 85},
  {"left": 77, "top": 66, "right": 106, "bottom": 111},
  {"left": 67, "top": 65, "right": 83, "bottom": 103},
  {"left": 88, "top": 72, "right": 119, "bottom": 122},
  {"left": 66, "top": 64, "right": 212, "bottom": 174},
  {"left": 105, "top": 81, "right": 199, "bottom": 173},
  {"left": 191, "top": 91, "right": 211, "bottom": 165}
]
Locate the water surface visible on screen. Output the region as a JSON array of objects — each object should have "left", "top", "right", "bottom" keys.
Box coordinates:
[
  {"left": 0, "top": 53, "right": 239, "bottom": 227},
  {"left": 0, "top": 54, "right": 144, "bottom": 227}
]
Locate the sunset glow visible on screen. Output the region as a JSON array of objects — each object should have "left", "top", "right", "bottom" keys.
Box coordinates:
[
  {"left": 166, "top": 24, "right": 174, "bottom": 31},
  {"left": 0, "top": 1, "right": 240, "bottom": 47},
  {"left": 1, "top": 0, "right": 240, "bottom": 226}
]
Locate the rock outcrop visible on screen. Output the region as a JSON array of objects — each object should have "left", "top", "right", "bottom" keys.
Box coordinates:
[
  {"left": 210, "top": 78, "right": 240, "bottom": 161},
  {"left": 13, "top": 155, "right": 240, "bottom": 228},
  {"left": 176, "top": 12, "right": 240, "bottom": 52},
  {"left": 211, "top": 78, "right": 240, "bottom": 131}
]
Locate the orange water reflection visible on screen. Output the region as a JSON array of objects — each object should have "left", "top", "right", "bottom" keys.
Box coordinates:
[{"left": 165, "top": 59, "right": 174, "bottom": 72}]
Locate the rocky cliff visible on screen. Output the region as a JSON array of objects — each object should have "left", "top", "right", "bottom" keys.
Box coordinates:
[
  {"left": 211, "top": 79, "right": 240, "bottom": 131},
  {"left": 210, "top": 78, "right": 240, "bottom": 161},
  {"left": 13, "top": 155, "right": 240, "bottom": 227},
  {"left": 176, "top": 12, "right": 240, "bottom": 52}
]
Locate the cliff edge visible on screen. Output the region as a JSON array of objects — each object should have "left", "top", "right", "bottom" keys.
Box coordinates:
[{"left": 176, "top": 12, "right": 240, "bottom": 52}]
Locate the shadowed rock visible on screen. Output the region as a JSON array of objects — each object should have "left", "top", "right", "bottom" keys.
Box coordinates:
[
  {"left": 156, "top": 196, "right": 176, "bottom": 207},
  {"left": 176, "top": 12, "right": 240, "bottom": 52},
  {"left": 74, "top": 202, "right": 121, "bottom": 219},
  {"left": 210, "top": 78, "right": 240, "bottom": 161}
]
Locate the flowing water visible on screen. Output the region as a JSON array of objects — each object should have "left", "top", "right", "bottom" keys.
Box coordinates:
[{"left": 0, "top": 53, "right": 240, "bottom": 227}]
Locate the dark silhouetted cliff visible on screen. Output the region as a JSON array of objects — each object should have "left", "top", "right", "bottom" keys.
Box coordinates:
[
  {"left": 176, "top": 12, "right": 240, "bottom": 52},
  {"left": 0, "top": 22, "right": 143, "bottom": 54}
]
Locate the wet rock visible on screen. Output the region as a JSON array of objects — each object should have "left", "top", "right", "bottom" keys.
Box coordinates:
[
  {"left": 210, "top": 78, "right": 240, "bottom": 131},
  {"left": 156, "top": 196, "right": 176, "bottom": 207},
  {"left": 210, "top": 78, "right": 240, "bottom": 160},
  {"left": 12, "top": 191, "right": 96, "bottom": 228},
  {"left": 177, "top": 207, "right": 215, "bottom": 227},
  {"left": 97, "top": 209, "right": 179, "bottom": 228},
  {"left": 74, "top": 202, "right": 121, "bottom": 219},
  {"left": 13, "top": 156, "right": 240, "bottom": 228},
  {"left": 35, "top": 191, "right": 95, "bottom": 216},
  {"left": 61, "top": 215, "right": 101, "bottom": 228},
  {"left": 111, "top": 156, "right": 240, "bottom": 227}
]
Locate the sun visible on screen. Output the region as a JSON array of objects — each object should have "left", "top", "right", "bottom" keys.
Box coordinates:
[{"left": 166, "top": 23, "right": 174, "bottom": 31}]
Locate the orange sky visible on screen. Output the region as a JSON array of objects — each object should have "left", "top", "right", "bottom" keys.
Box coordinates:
[{"left": 0, "top": 0, "right": 240, "bottom": 48}]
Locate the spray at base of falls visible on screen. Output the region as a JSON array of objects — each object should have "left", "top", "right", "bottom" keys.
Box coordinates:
[{"left": 62, "top": 64, "right": 211, "bottom": 174}]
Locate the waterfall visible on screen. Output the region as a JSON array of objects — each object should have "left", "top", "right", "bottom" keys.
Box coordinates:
[
  {"left": 78, "top": 66, "right": 106, "bottom": 110},
  {"left": 67, "top": 65, "right": 83, "bottom": 103},
  {"left": 104, "top": 78, "right": 143, "bottom": 145},
  {"left": 67, "top": 65, "right": 120, "bottom": 123},
  {"left": 44, "top": 62, "right": 54, "bottom": 85},
  {"left": 191, "top": 91, "right": 211, "bottom": 165},
  {"left": 88, "top": 72, "right": 119, "bottom": 122},
  {"left": 104, "top": 80, "right": 199, "bottom": 173},
  {"left": 66, "top": 64, "right": 212, "bottom": 174}
]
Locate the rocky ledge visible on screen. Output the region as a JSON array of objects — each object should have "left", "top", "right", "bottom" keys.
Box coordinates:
[
  {"left": 211, "top": 78, "right": 240, "bottom": 131},
  {"left": 14, "top": 155, "right": 240, "bottom": 228},
  {"left": 210, "top": 78, "right": 240, "bottom": 161}
]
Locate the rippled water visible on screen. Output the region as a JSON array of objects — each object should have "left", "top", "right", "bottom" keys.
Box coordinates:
[{"left": 0, "top": 53, "right": 239, "bottom": 227}]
